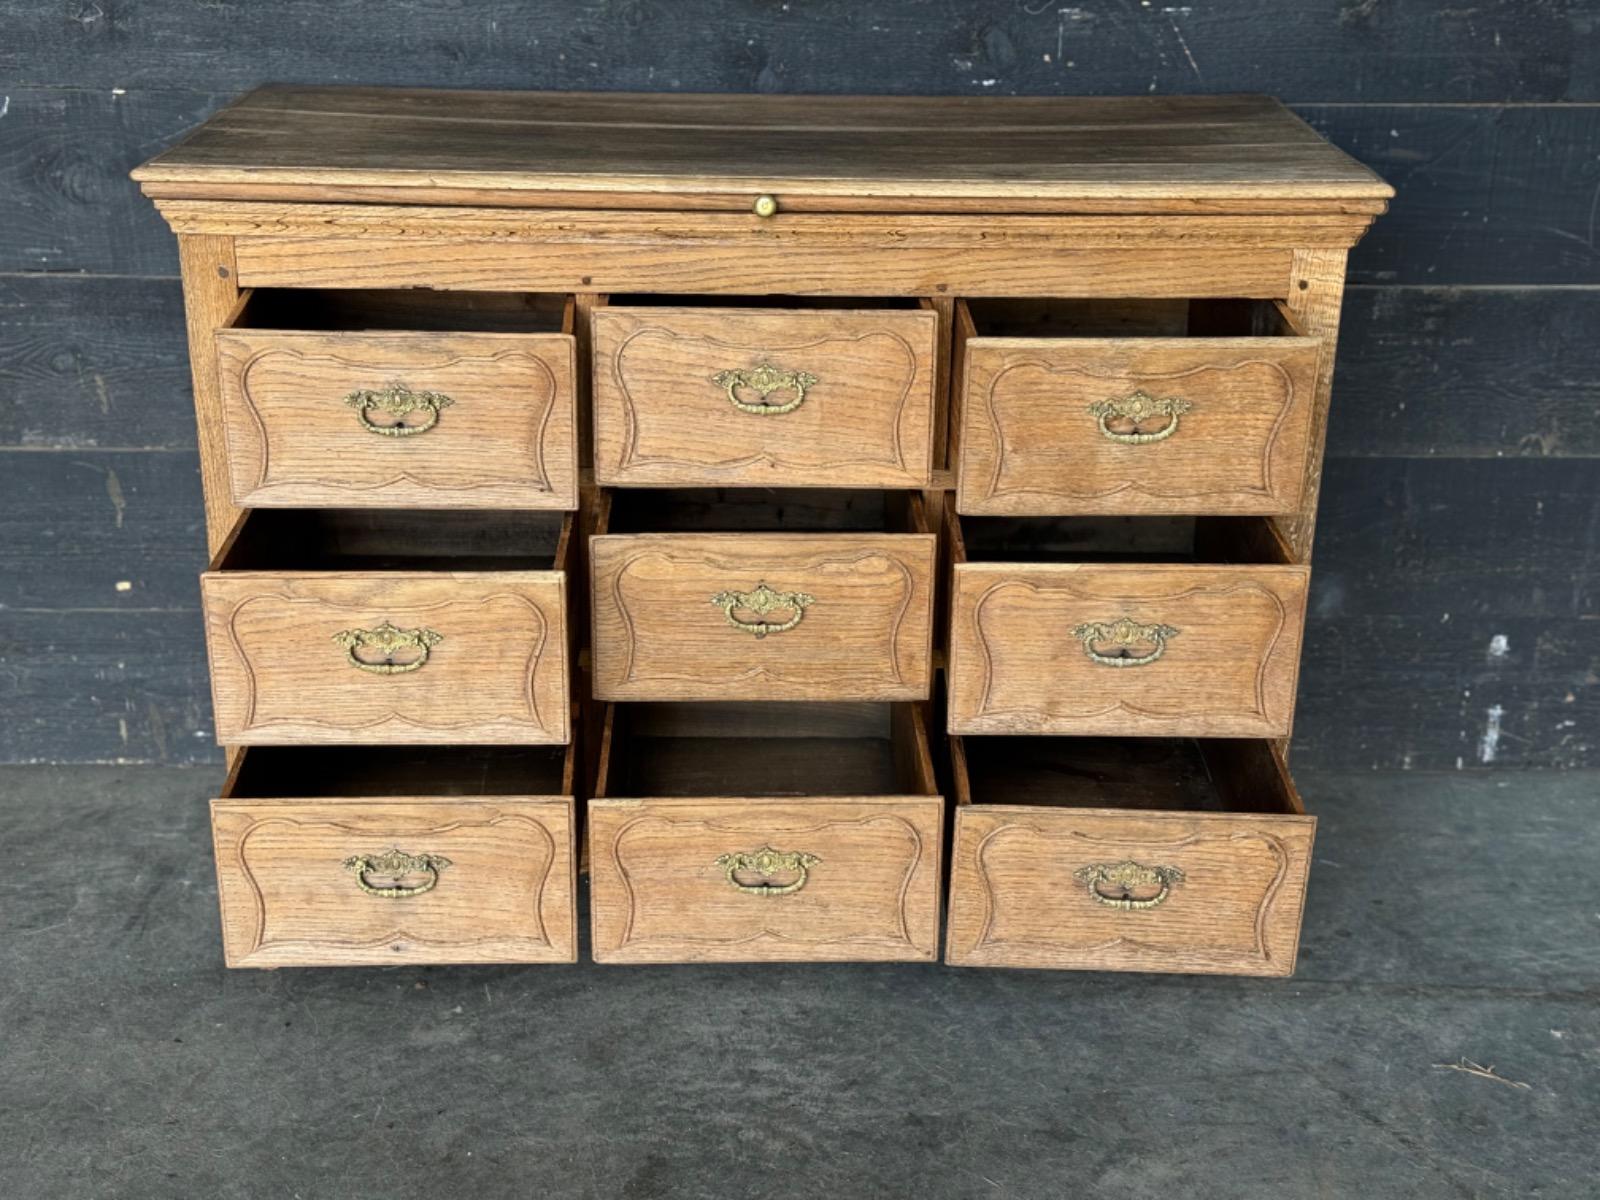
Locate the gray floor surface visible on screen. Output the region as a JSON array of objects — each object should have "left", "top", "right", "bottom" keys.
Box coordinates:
[{"left": 2, "top": 765, "right": 1595, "bottom": 1199}]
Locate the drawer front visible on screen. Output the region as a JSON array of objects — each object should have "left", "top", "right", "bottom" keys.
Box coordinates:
[
  {"left": 591, "top": 533, "right": 936, "bottom": 701},
  {"left": 201, "top": 573, "right": 569, "bottom": 744},
  {"left": 949, "top": 563, "right": 1308, "bottom": 737},
  {"left": 589, "top": 797, "right": 943, "bottom": 963},
  {"left": 216, "top": 329, "right": 577, "bottom": 509},
  {"left": 212, "top": 797, "right": 576, "bottom": 966},
  {"left": 958, "top": 337, "right": 1320, "bottom": 515},
  {"left": 946, "top": 805, "right": 1314, "bottom": 975},
  {"left": 593, "top": 307, "right": 936, "bottom": 488}
]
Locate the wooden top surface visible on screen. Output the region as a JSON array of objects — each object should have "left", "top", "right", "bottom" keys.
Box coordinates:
[{"left": 134, "top": 87, "right": 1391, "bottom": 213}]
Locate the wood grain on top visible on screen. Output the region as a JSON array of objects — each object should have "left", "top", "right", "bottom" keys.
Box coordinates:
[{"left": 133, "top": 87, "right": 1392, "bottom": 211}]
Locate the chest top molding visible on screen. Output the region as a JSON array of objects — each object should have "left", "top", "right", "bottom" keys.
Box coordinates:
[{"left": 133, "top": 87, "right": 1391, "bottom": 217}]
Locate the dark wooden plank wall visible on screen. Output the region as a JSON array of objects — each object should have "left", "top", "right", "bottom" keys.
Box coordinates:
[{"left": 2, "top": 1, "right": 1595, "bottom": 770}]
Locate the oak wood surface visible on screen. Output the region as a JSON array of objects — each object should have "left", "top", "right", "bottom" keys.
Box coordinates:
[
  {"left": 588, "top": 796, "right": 943, "bottom": 964},
  {"left": 590, "top": 532, "right": 936, "bottom": 702},
  {"left": 134, "top": 89, "right": 1391, "bottom": 212},
  {"left": 215, "top": 325, "right": 577, "bottom": 509},
  {"left": 212, "top": 793, "right": 577, "bottom": 967},
  {"left": 592, "top": 305, "right": 936, "bottom": 488},
  {"left": 589, "top": 701, "right": 941, "bottom": 964},
  {"left": 948, "top": 561, "right": 1309, "bottom": 738},
  {"left": 201, "top": 571, "right": 569, "bottom": 745},
  {"left": 956, "top": 330, "right": 1319, "bottom": 517},
  {"left": 1276, "top": 248, "right": 1352, "bottom": 560},
  {"left": 176, "top": 234, "right": 243, "bottom": 554},
  {"left": 228, "top": 237, "right": 1298, "bottom": 300},
  {"left": 944, "top": 735, "right": 1312, "bottom": 975}
]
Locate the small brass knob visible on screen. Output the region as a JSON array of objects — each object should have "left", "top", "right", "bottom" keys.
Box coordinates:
[{"left": 752, "top": 194, "right": 778, "bottom": 218}]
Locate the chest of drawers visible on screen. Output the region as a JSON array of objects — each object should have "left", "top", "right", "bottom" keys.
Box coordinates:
[{"left": 137, "top": 87, "right": 1387, "bottom": 974}]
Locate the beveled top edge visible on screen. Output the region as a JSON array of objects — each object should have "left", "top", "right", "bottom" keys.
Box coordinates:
[{"left": 133, "top": 85, "right": 1394, "bottom": 211}]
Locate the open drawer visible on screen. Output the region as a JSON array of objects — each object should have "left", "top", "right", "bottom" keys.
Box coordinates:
[
  {"left": 945, "top": 735, "right": 1313, "bottom": 976},
  {"left": 592, "top": 295, "right": 937, "bottom": 489},
  {"left": 215, "top": 288, "right": 577, "bottom": 509},
  {"left": 201, "top": 508, "right": 571, "bottom": 745},
  {"left": 954, "top": 298, "right": 1319, "bottom": 516},
  {"left": 588, "top": 701, "right": 944, "bottom": 964},
  {"left": 946, "top": 504, "right": 1308, "bottom": 738},
  {"left": 212, "top": 742, "right": 579, "bottom": 967},
  {"left": 591, "top": 489, "right": 936, "bottom": 702}
]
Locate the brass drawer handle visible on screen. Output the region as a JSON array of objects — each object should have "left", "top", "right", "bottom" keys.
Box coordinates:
[
  {"left": 1071, "top": 616, "right": 1178, "bottom": 668},
  {"left": 343, "top": 849, "right": 452, "bottom": 899},
  {"left": 1074, "top": 860, "right": 1185, "bottom": 911},
  {"left": 1088, "top": 390, "right": 1191, "bottom": 444},
  {"left": 343, "top": 381, "right": 454, "bottom": 437},
  {"left": 710, "top": 582, "right": 815, "bottom": 639},
  {"left": 332, "top": 621, "right": 443, "bottom": 674},
  {"left": 712, "top": 362, "right": 818, "bottom": 416},
  {"left": 715, "top": 847, "right": 820, "bottom": 896}
]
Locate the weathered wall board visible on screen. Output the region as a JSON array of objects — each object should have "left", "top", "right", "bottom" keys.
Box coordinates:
[{"left": 1, "top": 0, "right": 1594, "bottom": 771}]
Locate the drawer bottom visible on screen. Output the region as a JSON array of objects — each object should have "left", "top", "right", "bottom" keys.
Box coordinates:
[{"left": 945, "top": 736, "right": 1313, "bottom": 976}]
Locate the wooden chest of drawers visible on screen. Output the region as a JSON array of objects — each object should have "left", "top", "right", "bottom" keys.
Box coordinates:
[{"left": 137, "top": 87, "right": 1388, "bottom": 974}]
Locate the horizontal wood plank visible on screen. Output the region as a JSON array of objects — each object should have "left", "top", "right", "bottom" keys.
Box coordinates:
[
  {"left": 1311, "top": 105, "right": 1600, "bottom": 286},
  {"left": 0, "top": 610, "right": 216, "bottom": 764},
  {"left": 1310, "top": 457, "right": 1600, "bottom": 620},
  {"left": 1, "top": 449, "right": 206, "bottom": 610},
  {"left": 0, "top": 89, "right": 215, "bottom": 276},
  {"left": 1329, "top": 286, "right": 1600, "bottom": 458},
  {"left": 3, "top": 0, "right": 1587, "bottom": 102},
  {"left": 0, "top": 275, "right": 191, "bottom": 448},
  {"left": 1293, "top": 615, "right": 1600, "bottom": 771}
]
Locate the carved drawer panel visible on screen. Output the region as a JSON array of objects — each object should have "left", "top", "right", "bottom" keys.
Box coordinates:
[
  {"left": 216, "top": 290, "right": 577, "bottom": 509},
  {"left": 955, "top": 299, "right": 1319, "bottom": 516},
  {"left": 590, "top": 532, "right": 936, "bottom": 702},
  {"left": 212, "top": 746, "right": 577, "bottom": 967},
  {"left": 948, "top": 561, "right": 1308, "bottom": 738},
  {"left": 588, "top": 702, "right": 943, "bottom": 963},
  {"left": 201, "top": 510, "right": 571, "bottom": 745},
  {"left": 592, "top": 305, "right": 937, "bottom": 488},
  {"left": 945, "top": 736, "right": 1313, "bottom": 976}
]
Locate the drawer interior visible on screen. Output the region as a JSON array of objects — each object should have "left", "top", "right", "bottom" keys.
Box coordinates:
[
  {"left": 951, "top": 509, "right": 1293, "bottom": 567},
  {"left": 962, "top": 298, "right": 1300, "bottom": 340},
  {"left": 224, "top": 744, "right": 573, "bottom": 799},
  {"left": 600, "top": 487, "right": 929, "bottom": 536},
  {"left": 953, "top": 735, "right": 1301, "bottom": 817},
  {"left": 230, "top": 288, "right": 571, "bottom": 334},
  {"left": 213, "top": 508, "right": 571, "bottom": 572},
  {"left": 595, "top": 702, "right": 938, "bottom": 799}
]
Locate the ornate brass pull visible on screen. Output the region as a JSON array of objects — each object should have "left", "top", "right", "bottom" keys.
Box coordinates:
[
  {"left": 712, "top": 362, "right": 818, "bottom": 416},
  {"left": 343, "top": 849, "right": 452, "bottom": 899},
  {"left": 1074, "top": 860, "right": 1185, "bottom": 910},
  {"left": 715, "top": 847, "right": 820, "bottom": 896},
  {"left": 1088, "top": 390, "right": 1191, "bottom": 444},
  {"left": 332, "top": 621, "right": 443, "bottom": 674},
  {"left": 343, "top": 381, "right": 454, "bottom": 437},
  {"left": 710, "top": 582, "right": 814, "bottom": 639},
  {"left": 1071, "top": 616, "right": 1178, "bottom": 668}
]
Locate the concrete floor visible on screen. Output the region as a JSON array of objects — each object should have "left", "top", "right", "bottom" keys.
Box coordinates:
[{"left": 2, "top": 766, "right": 1595, "bottom": 1199}]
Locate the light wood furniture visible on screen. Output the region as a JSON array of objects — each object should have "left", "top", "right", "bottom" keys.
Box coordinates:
[{"left": 138, "top": 87, "right": 1387, "bottom": 973}]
